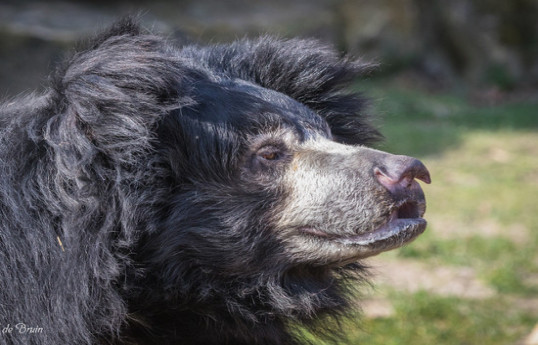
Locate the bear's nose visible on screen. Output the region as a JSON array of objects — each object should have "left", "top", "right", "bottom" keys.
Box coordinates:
[{"left": 374, "top": 155, "right": 431, "bottom": 194}]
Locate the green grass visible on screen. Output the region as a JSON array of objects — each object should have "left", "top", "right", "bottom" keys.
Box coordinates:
[
  {"left": 305, "top": 80, "right": 538, "bottom": 344},
  {"left": 301, "top": 292, "right": 536, "bottom": 345},
  {"left": 349, "top": 292, "right": 536, "bottom": 345}
]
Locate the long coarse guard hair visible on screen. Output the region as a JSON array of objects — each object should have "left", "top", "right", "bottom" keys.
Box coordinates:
[{"left": 0, "top": 18, "right": 380, "bottom": 345}]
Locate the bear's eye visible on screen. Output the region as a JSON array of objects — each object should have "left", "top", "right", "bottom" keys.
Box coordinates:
[
  {"left": 257, "top": 146, "right": 283, "bottom": 162},
  {"left": 260, "top": 152, "right": 278, "bottom": 160}
]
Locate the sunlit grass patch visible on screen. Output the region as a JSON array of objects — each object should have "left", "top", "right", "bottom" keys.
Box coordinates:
[{"left": 350, "top": 292, "right": 536, "bottom": 345}]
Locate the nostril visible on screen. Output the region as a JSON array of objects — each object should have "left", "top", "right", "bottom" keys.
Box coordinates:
[
  {"left": 374, "top": 167, "right": 406, "bottom": 193},
  {"left": 374, "top": 167, "right": 397, "bottom": 189},
  {"left": 375, "top": 156, "right": 431, "bottom": 193},
  {"left": 399, "top": 175, "right": 414, "bottom": 189}
]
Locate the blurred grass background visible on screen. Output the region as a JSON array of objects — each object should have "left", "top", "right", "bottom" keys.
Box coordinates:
[{"left": 0, "top": 0, "right": 536, "bottom": 344}]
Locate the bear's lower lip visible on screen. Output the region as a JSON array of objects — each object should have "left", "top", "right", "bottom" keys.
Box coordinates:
[
  {"left": 300, "top": 210, "right": 427, "bottom": 248},
  {"left": 333, "top": 217, "right": 427, "bottom": 246}
]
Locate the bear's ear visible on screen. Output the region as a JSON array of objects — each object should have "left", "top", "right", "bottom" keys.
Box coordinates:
[
  {"left": 190, "top": 37, "right": 383, "bottom": 145},
  {"left": 46, "top": 19, "right": 195, "bottom": 177}
]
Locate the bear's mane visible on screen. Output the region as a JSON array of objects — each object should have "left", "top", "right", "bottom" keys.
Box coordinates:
[{"left": 0, "top": 19, "right": 378, "bottom": 344}]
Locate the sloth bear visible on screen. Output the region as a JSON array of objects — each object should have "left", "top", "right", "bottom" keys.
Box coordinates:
[{"left": 0, "top": 19, "right": 430, "bottom": 345}]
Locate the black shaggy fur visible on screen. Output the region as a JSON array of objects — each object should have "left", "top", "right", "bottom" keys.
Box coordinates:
[{"left": 0, "top": 19, "right": 382, "bottom": 345}]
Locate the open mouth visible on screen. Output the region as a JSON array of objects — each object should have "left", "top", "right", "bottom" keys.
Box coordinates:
[{"left": 301, "top": 200, "right": 427, "bottom": 247}]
